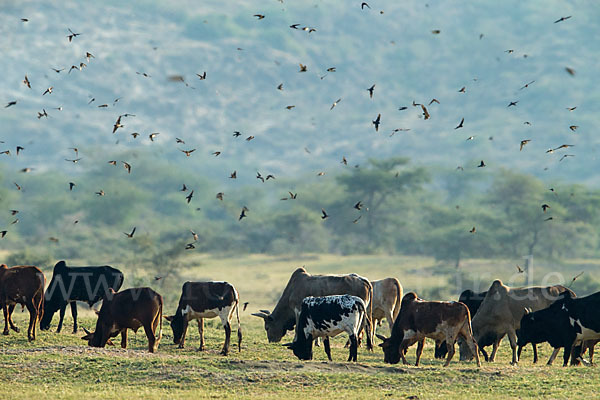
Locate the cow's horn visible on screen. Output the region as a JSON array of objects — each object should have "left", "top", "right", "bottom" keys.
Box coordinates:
[
  {"left": 251, "top": 312, "right": 268, "bottom": 319},
  {"left": 376, "top": 334, "right": 388, "bottom": 342},
  {"left": 281, "top": 342, "right": 293, "bottom": 348},
  {"left": 524, "top": 307, "right": 532, "bottom": 315},
  {"left": 259, "top": 309, "right": 271, "bottom": 315},
  {"left": 83, "top": 327, "right": 91, "bottom": 335}
]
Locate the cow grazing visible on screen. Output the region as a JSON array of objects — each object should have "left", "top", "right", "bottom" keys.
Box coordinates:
[
  {"left": 0, "top": 264, "right": 45, "bottom": 341},
  {"left": 165, "top": 281, "right": 242, "bottom": 355},
  {"left": 378, "top": 292, "right": 481, "bottom": 367},
  {"left": 471, "top": 279, "right": 574, "bottom": 364},
  {"left": 284, "top": 295, "right": 366, "bottom": 362},
  {"left": 41, "top": 260, "right": 124, "bottom": 333},
  {"left": 371, "top": 278, "right": 403, "bottom": 334},
  {"left": 517, "top": 291, "right": 600, "bottom": 366},
  {"left": 81, "top": 287, "right": 162, "bottom": 352},
  {"left": 252, "top": 267, "right": 374, "bottom": 350}
]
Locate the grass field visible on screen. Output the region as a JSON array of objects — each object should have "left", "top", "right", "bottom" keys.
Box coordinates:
[{"left": 1, "top": 254, "right": 598, "bottom": 399}]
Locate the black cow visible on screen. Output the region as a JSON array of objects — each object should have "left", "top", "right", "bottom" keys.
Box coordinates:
[
  {"left": 284, "top": 295, "right": 366, "bottom": 362},
  {"left": 517, "top": 291, "right": 600, "bottom": 366},
  {"left": 165, "top": 281, "right": 242, "bottom": 355},
  {"left": 41, "top": 261, "right": 123, "bottom": 333}
]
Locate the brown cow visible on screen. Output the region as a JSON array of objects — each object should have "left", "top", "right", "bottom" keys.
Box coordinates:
[
  {"left": 82, "top": 287, "right": 162, "bottom": 353},
  {"left": 252, "top": 267, "right": 374, "bottom": 350},
  {"left": 371, "top": 278, "right": 402, "bottom": 334},
  {"left": 0, "top": 264, "right": 45, "bottom": 341},
  {"left": 378, "top": 292, "right": 481, "bottom": 367},
  {"left": 471, "top": 279, "right": 574, "bottom": 365}
]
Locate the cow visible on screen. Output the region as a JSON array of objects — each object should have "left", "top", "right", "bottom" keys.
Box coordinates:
[
  {"left": 371, "top": 278, "right": 403, "bottom": 334},
  {"left": 252, "top": 267, "right": 374, "bottom": 350},
  {"left": 165, "top": 281, "right": 242, "bottom": 355},
  {"left": 0, "top": 264, "right": 45, "bottom": 341},
  {"left": 378, "top": 292, "right": 481, "bottom": 367},
  {"left": 471, "top": 279, "right": 574, "bottom": 365},
  {"left": 41, "top": 260, "right": 124, "bottom": 333},
  {"left": 284, "top": 295, "right": 366, "bottom": 362},
  {"left": 81, "top": 287, "right": 162, "bottom": 353},
  {"left": 516, "top": 291, "right": 600, "bottom": 366}
]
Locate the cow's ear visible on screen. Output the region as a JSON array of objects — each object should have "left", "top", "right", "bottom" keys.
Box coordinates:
[
  {"left": 282, "top": 342, "right": 293, "bottom": 349},
  {"left": 164, "top": 315, "right": 174, "bottom": 322}
]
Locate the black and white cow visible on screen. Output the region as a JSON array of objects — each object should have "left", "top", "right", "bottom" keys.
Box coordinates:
[
  {"left": 517, "top": 291, "right": 600, "bottom": 366},
  {"left": 285, "top": 295, "right": 367, "bottom": 362},
  {"left": 165, "top": 281, "right": 241, "bottom": 355}
]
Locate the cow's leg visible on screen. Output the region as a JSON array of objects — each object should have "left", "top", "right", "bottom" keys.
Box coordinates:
[
  {"left": 3, "top": 303, "right": 10, "bottom": 335},
  {"left": 197, "top": 318, "right": 205, "bottom": 351},
  {"left": 547, "top": 347, "right": 560, "bottom": 365},
  {"left": 532, "top": 344, "right": 538, "bottom": 364},
  {"left": 323, "top": 337, "right": 332, "bottom": 361},
  {"left": 415, "top": 339, "right": 425, "bottom": 366},
  {"left": 70, "top": 302, "right": 78, "bottom": 333},
  {"left": 56, "top": 303, "right": 67, "bottom": 333},
  {"left": 507, "top": 330, "right": 518, "bottom": 365},
  {"left": 489, "top": 339, "right": 501, "bottom": 362},
  {"left": 589, "top": 344, "right": 595, "bottom": 366},
  {"left": 220, "top": 321, "right": 231, "bottom": 356},
  {"left": 25, "top": 299, "right": 36, "bottom": 341},
  {"left": 121, "top": 329, "right": 128, "bottom": 349},
  {"left": 348, "top": 333, "right": 358, "bottom": 362},
  {"left": 563, "top": 343, "right": 573, "bottom": 366},
  {"left": 143, "top": 323, "right": 156, "bottom": 353},
  {"left": 7, "top": 304, "right": 19, "bottom": 332},
  {"left": 178, "top": 319, "right": 189, "bottom": 349},
  {"left": 479, "top": 346, "right": 489, "bottom": 362}
]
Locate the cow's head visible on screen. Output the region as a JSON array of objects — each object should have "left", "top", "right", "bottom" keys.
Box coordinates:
[
  {"left": 40, "top": 300, "right": 61, "bottom": 331},
  {"left": 251, "top": 310, "right": 291, "bottom": 343},
  {"left": 81, "top": 327, "right": 115, "bottom": 347},
  {"left": 283, "top": 339, "right": 313, "bottom": 360},
  {"left": 164, "top": 313, "right": 185, "bottom": 344},
  {"left": 377, "top": 333, "right": 402, "bottom": 364}
]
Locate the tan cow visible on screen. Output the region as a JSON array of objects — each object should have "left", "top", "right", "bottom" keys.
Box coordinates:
[
  {"left": 471, "top": 279, "right": 574, "bottom": 364},
  {"left": 252, "top": 267, "right": 374, "bottom": 349},
  {"left": 371, "top": 278, "right": 402, "bottom": 333}
]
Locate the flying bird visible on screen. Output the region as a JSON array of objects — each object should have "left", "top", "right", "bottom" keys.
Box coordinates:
[
  {"left": 149, "top": 132, "right": 159, "bottom": 141},
  {"left": 186, "top": 190, "right": 194, "bottom": 204},
  {"left": 69, "top": 182, "right": 76, "bottom": 191},
  {"left": 372, "top": 113, "right": 381, "bottom": 131},
  {"left": 421, "top": 105, "right": 430, "bottom": 120},
  {"left": 42, "top": 87, "right": 53, "bottom": 95},
  {"left": 185, "top": 243, "right": 196, "bottom": 250},
  {"left": 65, "top": 158, "right": 82, "bottom": 163},
  {"left": 469, "top": 227, "right": 476, "bottom": 233},
  {"left": 253, "top": 14, "right": 265, "bottom": 19},
  {"left": 233, "top": 131, "right": 241, "bottom": 137},
  {"left": 367, "top": 84, "right": 375, "bottom": 98},
  {"left": 176, "top": 138, "right": 185, "bottom": 144},
  {"left": 112, "top": 116, "right": 123, "bottom": 133},
  {"left": 299, "top": 64, "right": 307, "bottom": 72},
  {"left": 256, "top": 172, "right": 265, "bottom": 183},
  {"left": 458, "top": 86, "right": 466, "bottom": 93},
  {"left": 190, "top": 230, "right": 199, "bottom": 241},
  {"left": 454, "top": 117, "right": 464, "bottom": 129},
  {"left": 341, "top": 156, "right": 348, "bottom": 165},
  {"left": 67, "top": 28, "right": 81, "bottom": 42},
  {"left": 321, "top": 209, "right": 329, "bottom": 219},
  {"left": 216, "top": 192, "right": 224, "bottom": 201},
  {"left": 212, "top": 151, "right": 221, "bottom": 156},
  {"left": 16, "top": 146, "right": 24, "bottom": 155},
  {"left": 181, "top": 149, "right": 196, "bottom": 157},
  {"left": 124, "top": 227, "right": 136, "bottom": 238},
  {"left": 520, "top": 80, "right": 535, "bottom": 90},
  {"left": 565, "top": 67, "right": 576, "bottom": 76},
  {"left": 239, "top": 206, "right": 249, "bottom": 221},
  {"left": 554, "top": 16, "right": 572, "bottom": 23},
  {"left": 5, "top": 101, "right": 17, "bottom": 108},
  {"left": 277, "top": 83, "right": 283, "bottom": 90},
  {"left": 542, "top": 204, "right": 550, "bottom": 213},
  {"left": 354, "top": 201, "right": 363, "bottom": 210},
  {"left": 507, "top": 101, "right": 519, "bottom": 107},
  {"left": 330, "top": 98, "right": 342, "bottom": 110},
  {"left": 122, "top": 161, "right": 131, "bottom": 174},
  {"left": 520, "top": 140, "right": 531, "bottom": 151},
  {"left": 230, "top": 171, "right": 237, "bottom": 179},
  {"left": 86, "top": 52, "right": 95, "bottom": 62},
  {"left": 96, "top": 190, "right": 105, "bottom": 196},
  {"left": 569, "top": 125, "right": 578, "bottom": 131},
  {"left": 196, "top": 71, "right": 206, "bottom": 80},
  {"left": 180, "top": 184, "right": 188, "bottom": 192},
  {"left": 290, "top": 24, "right": 300, "bottom": 29},
  {"left": 428, "top": 98, "right": 440, "bottom": 105},
  {"left": 107, "top": 160, "right": 117, "bottom": 165},
  {"left": 516, "top": 265, "right": 524, "bottom": 273},
  {"left": 477, "top": 160, "right": 486, "bottom": 168},
  {"left": 23, "top": 75, "right": 30, "bottom": 88},
  {"left": 361, "top": 2, "right": 370, "bottom": 9},
  {"left": 559, "top": 154, "right": 575, "bottom": 162}
]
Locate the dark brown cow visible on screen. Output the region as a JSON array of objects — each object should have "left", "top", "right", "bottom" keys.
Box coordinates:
[
  {"left": 82, "top": 287, "right": 162, "bottom": 353},
  {"left": 378, "top": 292, "right": 481, "bottom": 367},
  {"left": 0, "top": 264, "right": 45, "bottom": 341},
  {"left": 165, "top": 281, "right": 241, "bottom": 355}
]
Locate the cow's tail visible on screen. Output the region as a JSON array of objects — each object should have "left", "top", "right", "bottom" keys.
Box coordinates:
[
  {"left": 37, "top": 272, "right": 46, "bottom": 323},
  {"left": 392, "top": 279, "right": 402, "bottom": 322},
  {"left": 235, "top": 292, "right": 242, "bottom": 351},
  {"left": 157, "top": 295, "right": 163, "bottom": 344},
  {"left": 366, "top": 281, "right": 374, "bottom": 351}
]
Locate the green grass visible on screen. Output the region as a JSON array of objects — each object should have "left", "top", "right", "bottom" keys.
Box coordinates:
[{"left": 1, "top": 253, "right": 599, "bottom": 399}]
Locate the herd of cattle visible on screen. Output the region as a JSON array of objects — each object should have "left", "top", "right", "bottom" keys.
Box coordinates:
[{"left": 1, "top": 262, "right": 599, "bottom": 367}]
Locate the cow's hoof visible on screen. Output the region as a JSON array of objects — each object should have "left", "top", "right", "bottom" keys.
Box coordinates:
[
  {"left": 196, "top": 346, "right": 205, "bottom": 352},
  {"left": 178, "top": 344, "right": 185, "bottom": 349},
  {"left": 11, "top": 326, "right": 20, "bottom": 333},
  {"left": 72, "top": 329, "right": 78, "bottom": 334},
  {"left": 2, "top": 330, "right": 9, "bottom": 336},
  {"left": 28, "top": 336, "right": 35, "bottom": 342},
  {"left": 220, "top": 350, "right": 228, "bottom": 356}
]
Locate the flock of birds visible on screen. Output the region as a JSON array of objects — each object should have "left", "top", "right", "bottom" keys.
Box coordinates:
[{"left": 0, "top": 4, "right": 585, "bottom": 252}]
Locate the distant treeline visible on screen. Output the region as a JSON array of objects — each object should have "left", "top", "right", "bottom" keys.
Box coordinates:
[{"left": 1, "top": 156, "right": 599, "bottom": 272}]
